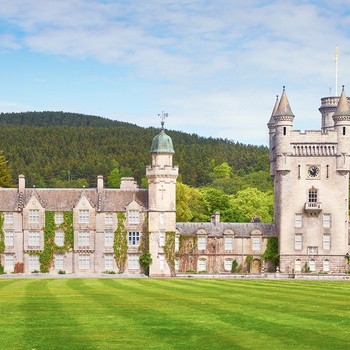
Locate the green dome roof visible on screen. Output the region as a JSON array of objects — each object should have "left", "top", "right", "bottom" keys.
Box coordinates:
[{"left": 151, "top": 129, "right": 175, "bottom": 153}]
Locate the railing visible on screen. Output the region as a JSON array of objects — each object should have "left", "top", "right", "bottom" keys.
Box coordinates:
[{"left": 305, "top": 202, "right": 322, "bottom": 211}]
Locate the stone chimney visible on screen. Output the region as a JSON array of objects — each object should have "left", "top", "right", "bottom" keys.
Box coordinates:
[
  {"left": 120, "top": 177, "right": 138, "bottom": 189},
  {"left": 97, "top": 175, "right": 104, "bottom": 193},
  {"left": 211, "top": 211, "right": 220, "bottom": 226},
  {"left": 18, "top": 174, "right": 25, "bottom": 192}
]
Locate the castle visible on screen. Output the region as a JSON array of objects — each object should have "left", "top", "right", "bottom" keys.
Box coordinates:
[{"left": 0, "top": 88, "right": 349, "bottom": 276}]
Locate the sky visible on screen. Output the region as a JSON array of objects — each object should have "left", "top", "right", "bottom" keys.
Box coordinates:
[{"left": 1, "top": 0, "right": 350, "bottom": 145}]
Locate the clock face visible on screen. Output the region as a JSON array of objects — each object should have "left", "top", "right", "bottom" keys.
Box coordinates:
[{"left": 307, "top": 165, "right": 320, "bottom": 178}]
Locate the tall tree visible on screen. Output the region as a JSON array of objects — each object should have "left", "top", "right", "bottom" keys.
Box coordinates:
[{"left": 0, "top": 152, "right": 13, "bottom": 187}]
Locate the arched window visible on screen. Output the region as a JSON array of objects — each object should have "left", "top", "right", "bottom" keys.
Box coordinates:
[
  {"left": 323, "top": 259, "right": 330, "bottom": 272},
  {"left": 308, "top": 188, "right": 318, "bottom": 202},
  {"left": 198, "top": 259, "right": 206, "bottom": 272},
  {"left": 295, "top": 259, "right": 301, "bottom": 272},
  {"left": 224, "top": 259, "right": 232, "bottom": 271},
  {"left": 309, "top": 259, "right": 316, "bottom": 272}
]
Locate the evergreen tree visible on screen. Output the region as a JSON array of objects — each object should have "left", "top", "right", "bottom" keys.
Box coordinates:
[{"left": 0, "top": 152, "right": 13, "bottom": 187}]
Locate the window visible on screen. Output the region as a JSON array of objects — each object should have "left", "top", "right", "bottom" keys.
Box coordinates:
[
  {"left": 294, "top": 214, "right": 302, "bottom": 228},
  {"left": 5, "top": 254, "right": 14, "bottom": 270},
  {"left": 105, "top": 231, "right": 114, "bottom": 247},
  {"left": 174, "top": 259, "right": 179, "bottom": 271},
  {"left": 308, "top": 246, "right": 318, "bottom": 255},
  {"left": 252, "top": 237, "right": 260, "bottom": 251},
  {"left": 159, "top": 231, "right": 165, "bottom": 246},
  {"left": 55, "top": 212, "right": 64, "bottom": 225},
  {"left": 54, "top": 254, "right": 64, "bottom": 270},
  {"left": 78, "top": 254, "right": 90, "bottom": 269},
  {"left": 224, "top": 259, "right": 232, "bottom": 271},
  {"left": 225, "top": 237, "right": 233, "bottom": 251},
  {"left": 198, "top": 259, "right": 206, "bottom": 272},
  {"left": 128, "top": 232, "right": 140, "bottom": 246},
  {"left": 105, "top": 213, "right": 113, "bottom": 225},
  {"left": 160, "top": 255, "right": 165, "bottom": 271},
  {"left": 5, "top": 231, "right": 14, "bottom": 247},
  {"left": 309, "top": 259, "right": 316, "bottom": 272},
  {"left": 308, "top": 188, "right": 318, "bottom": 202},
  {"left": 54, "top": 231, "right": 64, "bottom": 246},
  {"left": 198, "top": 236, "right": 206, "bottom": 250},
  {"left": 28, "top": 209, "right": 40, "bottom": 224},
  {"left": 78, "top": 210, "right": 89, "bottom": 224},
  {"left": 175, "top": 236, "right": 179, "bottom": 252},
  {"left": 323, "top": 235, "right": 331, "bottom": 250},
  {"left": 295, "top": 259, "right": 301, "bottom": 272},
  {"left": 28, "top": 231, "right": 40, "bottom": 248},
  {"left": 294, "top": 234, "right": 302, "bottom": 250},
  {"left": 323, "top": 259, "right": 330, "bottom": 272},
  {"left": 78, "top": 232, "right": 90, "bottom": 247},
  {"left": 128, "top": 255, "right": 140, "bottom": 270},
  {"left": 104, "top": 255, "right": 114, "bottom": 270},
  {"left": 323, "top": 214, "right": 331, "bottom": 228},
  {"left": 4, "top": 213, "right": 13, "bottom": 224},
  {"left": 29, "top": 255, "right": 40, "bottom": 271},
  {"left": 128, "top": 210, "right": 139, "bottom": 225},
  {"left": 159, "top": 212, "right": 164, "bottom": 225}
]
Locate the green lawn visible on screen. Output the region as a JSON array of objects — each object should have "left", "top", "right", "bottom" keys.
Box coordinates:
[{"left": 0, "top": 278, "right": 349, "bottom": 349}]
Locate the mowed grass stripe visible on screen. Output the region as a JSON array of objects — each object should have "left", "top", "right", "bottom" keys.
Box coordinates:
[{"left": 0, "top": 279, "right": 349, "bottom": 349}]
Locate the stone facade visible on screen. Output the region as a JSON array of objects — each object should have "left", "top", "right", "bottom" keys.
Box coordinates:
[{"left": 269, "top": 87, "right": 350, "bottom": 273}]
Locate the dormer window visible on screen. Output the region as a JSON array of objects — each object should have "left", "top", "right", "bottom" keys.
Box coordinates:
[
  {"left": 128, "top": 210, "right": 139, "bottom": 225},
  {"left": 78, "top": 210, "right": 89, "bottom": 224},
  {"left": 28, "top": 210, "right": 40, "bottom": 224}
]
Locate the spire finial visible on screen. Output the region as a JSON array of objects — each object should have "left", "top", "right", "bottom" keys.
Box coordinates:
[
  {"left": 283, "top": 86, "right": 285, "bottom": 92},
  {"left": 276, "top": 95, "right": 279, "bottom": 101},
  {"left": 158, "top": 111, "right": 169, "bottom": 130},
  {"left": 342, "top": 85, "right": 345, "bottom": 92}
]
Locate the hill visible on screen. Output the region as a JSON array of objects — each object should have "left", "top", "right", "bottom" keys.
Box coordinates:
[{"left": 0, "top": 111, "right": 271, "bottom": 190}]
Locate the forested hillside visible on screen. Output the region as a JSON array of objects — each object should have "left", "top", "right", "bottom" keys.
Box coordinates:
[{"left": 0, "top": 111, "right": 271, "bottom": 191}]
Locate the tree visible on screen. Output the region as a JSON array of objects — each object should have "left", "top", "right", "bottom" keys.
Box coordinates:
[{"left": 0, "top": 152, "right": 13, "bottom": 187}]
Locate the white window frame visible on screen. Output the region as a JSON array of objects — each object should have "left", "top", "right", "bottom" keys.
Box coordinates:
[
  {"left": 54, "top": 231, "right": 64, "bottom": 246},
  {"left": 295, "top": 259, "right": 301, "bottom": 272},
  {"left": 128, "top": 232, "right": 140, "bottom": 246},
  {"left": 29, "top": 255, "right": 40, "bottom": 271},
  {"left": 4, "top": 212, "right": 14, "bottom": 224},
  {"left": 323, "top": 234, "right": 331, "bottom": 250},
  {"left": 323, "top": 259, "right": 330, "bottom": 272},
  {"left": 224, "top": 259, "right": 232, "bottom": 271},
  {"left": 28, "top": 209, "right": 40, "bottom": 224},
  {"left": 78, "top": 209, "right": 90, "bottom": 224},
  {"left": 295, "top": 234, "right": 302, "bottom": 250},
  {"left": 309, "top": 259, "right": 316, "bottom": 272},
  {"left": 28, "top": 231, "right": 40, "bottom": 248},
  {"left": 78, "top": 254, "right": 90, "bottom": 270},
  {"left": 252, "top": 237, "right": 260, "bottom": 251},
  {"left": 104, "top": 231, "right": 114, "bottom": 247},
  {"left": 5, "top": 254, "right": 14, "bottom": 271},
  {"left": 128, "top": 255, "right": 140, "bottom": 270},
  {"left": 225, "top": 236, "right": 233, "bottom": 251},
  {"left": 5, "top": 231, "right": 14, "bottom": 247},
  {"left": 198, "top": 236, "right": 206, "bottom": 250},
  {"left": 175, "top": 235, "right": 180, "bottom": 252},
  {"left": 105, "top": 213, "right": 113, "bottom": 225},
  {"left": 104, "top": 254, "right": 114, "bottom": 270},
  {"left": 128, "top": 210, "right": 140, "bottom": 225},
  {"left": 78, "top": 231, "right": 90, "bottom": 247},
  {"left": 160, "top": 255, "right": 165, "bottom": 271},
  {"left": 159, "top": 231, "right": 165, "bottom": 247},
  {"left": 198, "top": 259, "right": 206, "bottom": 272},
  {"left": 54, "top": 254, "right": 64, "bottom": 270},
  {"left": 323, "top": 214, "right": 331, "bottom": 228},
  {"left": 294, "top": 213, "right": 302, "bottom": 228},
  {"left": 54, "top": 212, "right": 64, "bottom": 225}
]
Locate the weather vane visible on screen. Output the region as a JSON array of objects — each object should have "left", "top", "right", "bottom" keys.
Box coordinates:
[{"left": 158, "top": 111, "right": 169, "bottom": 129}]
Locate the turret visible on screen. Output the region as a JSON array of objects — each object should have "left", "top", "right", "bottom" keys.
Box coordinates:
[
  {"left": 332, "top": 86, "right": 350, "bottom": 173},
  {"left": 273, "top": 87, "right": 294, "bottom": 173}
]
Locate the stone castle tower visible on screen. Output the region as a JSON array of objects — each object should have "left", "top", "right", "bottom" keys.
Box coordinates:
[
  {"left": 146, "top": 122, "right": 178, "bottom": 277},
  {"left": 268, "top": 86, "right": 350, "bottom": 273}
]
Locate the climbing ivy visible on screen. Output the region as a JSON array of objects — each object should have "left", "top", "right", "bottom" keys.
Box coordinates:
[
  {"left": 261, "top": 237, "right": 279, "bottom": 266},
  {"left": 164, "top": 231, "right": 176, "bottom": 276},
  {"left": 39, "top": 211, "right": 74, "bottom": 273},
  {"left": 139, "top": 214, "right": 152, "bottom": 275},
  {"left": 114, "top": 212, "right": 128, "bottom": 273},
  {"left": 0, "top": 212, "right": 4, "bottom": 274}
]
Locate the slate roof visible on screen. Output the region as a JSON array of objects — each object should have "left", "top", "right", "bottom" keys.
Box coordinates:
[
  {"left": 176, "top": 222, "right": 276, "bottom": 238},
  {"left": 0, "top": 188, "right": 148, "bottom": 212}
]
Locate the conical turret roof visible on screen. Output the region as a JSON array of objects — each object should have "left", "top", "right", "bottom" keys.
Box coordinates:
[
  {"left": 274, "top": 87, "right": 294, "bottom": 119},
  {"left": 333, "top": 86, "right": 350, "bottom": 121}
]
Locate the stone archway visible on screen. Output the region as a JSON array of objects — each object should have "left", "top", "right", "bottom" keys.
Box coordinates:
[{"left": 251, "top": 259, "right": 261, "bottom": 273}]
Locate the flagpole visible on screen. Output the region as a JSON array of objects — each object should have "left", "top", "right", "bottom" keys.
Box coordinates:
[{"left": 335, "top": 45, "right": 338, "bottom": 96}]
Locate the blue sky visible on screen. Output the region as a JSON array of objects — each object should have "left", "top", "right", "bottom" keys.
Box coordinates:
[{"left": 1, "top": 0, "right": 350, "bottom": 145}]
